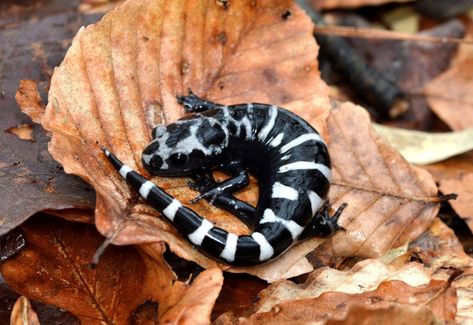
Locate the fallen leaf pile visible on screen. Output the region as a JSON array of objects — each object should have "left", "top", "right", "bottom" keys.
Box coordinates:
[{"left": 2, "top": 0, "right": 473, "bottom": 324}]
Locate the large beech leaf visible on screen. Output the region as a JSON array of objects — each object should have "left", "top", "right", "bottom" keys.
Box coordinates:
[
  {"left": 24, "top": 0, "right": 331, "bottom": 280},
  {"left": 312, "top": 102, "right": 440, "bottom": 264},
  {"left": 0, "top": 216, "right": 174, "bottom": 324}
]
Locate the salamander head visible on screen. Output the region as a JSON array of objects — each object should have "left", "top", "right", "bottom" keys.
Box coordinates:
[{"left": 142, "top": 116, "right": 228, "bottom": 176}]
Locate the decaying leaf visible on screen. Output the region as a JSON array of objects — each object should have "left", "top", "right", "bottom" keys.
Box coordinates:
[
  {"left": 373, "top": 124, "right": 473, "bottom": 165},
  {"left": 439, "top": 174, "right": 473, "bottom": 232},
  {"left": 313, "top": 103, "right": 440, "bottom": 264},
  {"left": 216, "top": 259, "right": 455, "bottom": 323},
  {"left": 10, "top": 296, "right": 40, "bottom": 325},
  {"left": 23, "top": 0, "right": 331, "bottom": 281},
  {"left": 0, "top": 216, "right": 174, "bottom": 325},
  {"left": 15, "top": 80, "right": 45, "bottom": 125},
  {"left": 409, "top": 218, "right": 473, "bottom": 272},
  {"left": 312, "top": 0, "right": 415, "bottom": 10},
  {"left": 452, "top": 268, "right": 473, "bottom": 324},
  {"left": 159, "top": 268, "right": 223, "bottom": 324}
]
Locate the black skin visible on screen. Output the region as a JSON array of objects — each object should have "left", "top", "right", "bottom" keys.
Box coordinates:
[{"left": 170, "top": 90, "right": 346, "bottom": 238}]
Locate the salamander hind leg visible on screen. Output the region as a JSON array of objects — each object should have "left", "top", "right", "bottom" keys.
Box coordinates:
[
  {"left": 298, "top": 202, "right": 347, "bottom": 240},
  {"left": 189, "top": 172, "right": 258, "bottom": 229},
  {"left": 177, "top": 89, "right": 222, "bottom": 113}
]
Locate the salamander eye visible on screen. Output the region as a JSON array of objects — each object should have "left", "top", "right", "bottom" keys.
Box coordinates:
[{"left": 169, "top": 153, "right": 189, "bottom": 165}]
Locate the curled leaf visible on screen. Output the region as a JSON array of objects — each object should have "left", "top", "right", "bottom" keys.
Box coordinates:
[
  {"left": 28, "top": 0, "right": 330, "bottom": 280},
  {"left": 10, "top": 296, "right": 40, "bottom": 325}
]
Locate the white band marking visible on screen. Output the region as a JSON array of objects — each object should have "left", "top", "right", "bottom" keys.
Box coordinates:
[
  {"left": 258, "top": 105, "right": 278, "bottom": 142},
  {"left": 188, "top": 219, "right": 213, "bottom": 246},
  {"left": 162, "top": 199, "right": 181, "bottom": 221},
  {"left": 308, "top": 190, "right": 324, "bottom": 216},
  {"left": 139, "top": 181, "right": 155, "bottom": 199},
  {"left": 220, "top": 233, "right": 238, "bottom": 262},
  {"left": 269, "top": 133, "right": 284, "bottom": 147},
  {"left": 259, "top": 209, "right": 304, "bottom": 240},
  {"left": 278, "top": 162, "right": 331, "bottom": 180},
  {"left": 119, "top": 165, "right": 132, "bottom": 179},
  {"left": 272, "top": 182, "right": 299, "bottom": 200},
  {"left": 251, "top": 232, "right": 274, "bottom": 261},
  {"left": 280, "top": 133, "right": 323, "bottom": 153}
]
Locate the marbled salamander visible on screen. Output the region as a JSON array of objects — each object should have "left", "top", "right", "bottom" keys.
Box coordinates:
[{"left": 103, "top": 91, "right": 346, "bottom": 266}]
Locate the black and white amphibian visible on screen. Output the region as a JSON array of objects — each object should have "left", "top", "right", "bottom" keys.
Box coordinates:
[{"left": 103, "top": 91, "right": 346, "bottom": 266}]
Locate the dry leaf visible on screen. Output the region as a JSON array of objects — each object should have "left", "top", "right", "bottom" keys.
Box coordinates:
[
  {"left": 6, "top": 124, "right": 34, "bottom": 142},
  {"left": 24, "top": 0, "right": 331, "bottom": 281},
  {"left": 439, "top": 173, "right": 473, "bottom": 232},
  {"left": 223, "top": 259, "right": 456, "bottom": 324},
  {"left": 373, "top": 124, "right": 473, "bottom": 165},
  {"left": 409, "top": 218, "right": 473, "bottom": 272},
  {"left": 159, "top": 268, "right": 223, "bottom": 325},
  {"left": 424, "top": 151, "right": 473, "bottom": 183},
  {"left": 313, "top": 102, "right": 440, "bottom": 264},
  {"left": 10, "top": 296, "right": 40, "bottom": 325},
  {"left": 15, "top": 80, "right": 45, "bottom": 125},
  {"left": 312, "top": 0, "right": 415, "bottom": 10},
  {"left": 452, "top": 268, "right": 473, "bottom": 324},
  {"left": 0, "top": 216, "right": 174, "bottom": 325}
]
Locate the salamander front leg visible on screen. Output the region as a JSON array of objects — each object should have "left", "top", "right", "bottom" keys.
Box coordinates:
[
  {"left": 177, "top": 89, "right": 222, "bottom": 113},
  {"left": 298, "top": 202, "right": 347, "bottom": 240}
]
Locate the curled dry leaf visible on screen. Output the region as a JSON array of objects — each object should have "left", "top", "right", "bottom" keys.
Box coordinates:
[
  {"left": 0, "top": 216, "right": 174, "bottom": 325},
  {"left": 26, "top": 0, "right": 331, "bottom": 280},
  {"left": 313, "top": 102, "right": 440, "bottom": 263},
  {"left": 220, "top": 259, "right": 456, "bottom": 324},
  {"left": 10, "top": 296, "right": 40, "bottom": 325},
  {"left": 373, "top": 124, "right": 473, "bottom": 165},
  {"left": 159, "top": 268, "right": 223, "bottom": 324}
]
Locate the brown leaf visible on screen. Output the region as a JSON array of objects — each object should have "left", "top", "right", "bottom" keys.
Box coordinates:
[
  {"left": 452, "top": 268, "right": 473, "bottom": 323},
  {"left": 312, "top": 102, "right": 440, "bottom": 264},
  {"left": 229, "top": 259, "right": 456, "bottom": 324},
  {"left": 325, "top": 304, "right": 439, "bottom": 325},
  {"left": 409, "top": 218, "right": 473, "bottom": 272},
  {"left": 15, "top": 80, "right": 45, "bottom": 125},
  {"left": 10, "top": 296, "right": 40, "bottom": 325},
  {"left": 439, "top": 173, "right": 473, "bottom": 232},
  {"left": 159, "top": 268, "right": 223, "bottom": 325},
  {"left": 424, "top": 51, "right": 473, "bottom": 131},
  {"left": 29, "top": 0, "right": 330, "bottom": 280},
  {"left": 0, "top": 216, "right": 174, "bottom": 325}
]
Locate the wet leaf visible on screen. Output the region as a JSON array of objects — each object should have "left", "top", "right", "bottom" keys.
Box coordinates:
[
  {"left": 313, "top": 103, "right": 440, "bottom": 263},
  {"left": 0, "top": 216, "right": 174, "bottom": 325},
  {"left": 0, "top": 228, "right": 25, "bottom": 262},
  {"left": 159, "top": 268, "right": 223, "bottom": 325},
  {"left": 10, "top": 296, "right": 40, "bottom": 325},
  {"left": 439, "top": 173, "right": 473, "bottom": 232},
  {"left": 373, "top": 124, "right": 473, "bottom": 165},
  {"left": 0, "top": 2, "right": 99, "bottom": 236},
  {"left": 25, "top": 0, "right": 330, "bottom": 281}
]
